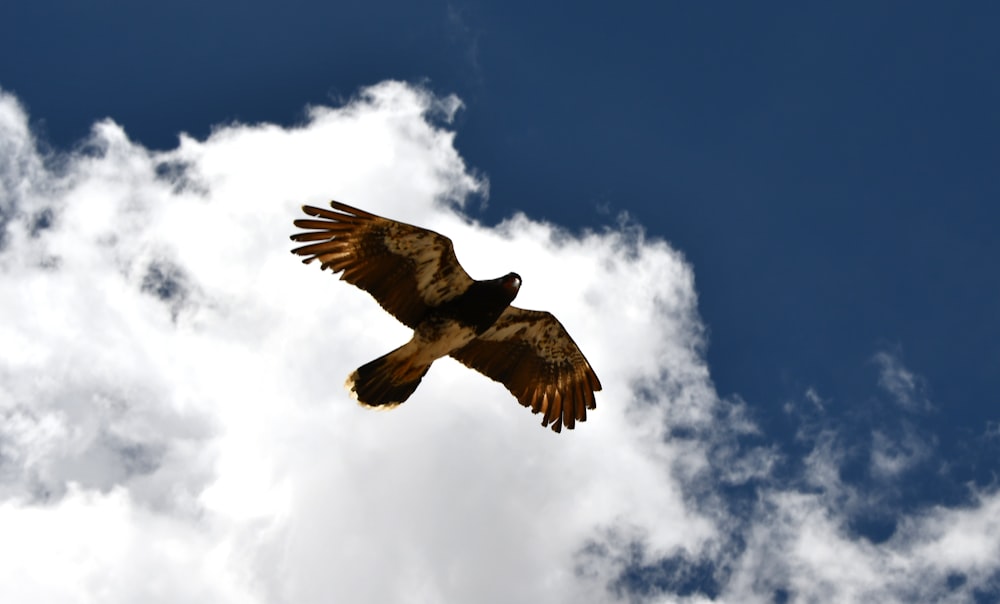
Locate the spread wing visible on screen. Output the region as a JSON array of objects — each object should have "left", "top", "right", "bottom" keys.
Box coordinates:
[
  {"left": 450, "top": 307, "right": 602, "bottom": 433},
  {"left": 290, "top": 201, "right": 474, "bottom": 328}
]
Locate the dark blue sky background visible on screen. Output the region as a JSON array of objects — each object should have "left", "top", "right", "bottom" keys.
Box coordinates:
[{"left": 3, "top": 0, "right": 999, "bottom": 528}]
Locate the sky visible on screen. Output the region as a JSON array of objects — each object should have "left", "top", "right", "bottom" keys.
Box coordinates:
[{"left": 1, "top": 2, "right": 999, "bottom": 602}]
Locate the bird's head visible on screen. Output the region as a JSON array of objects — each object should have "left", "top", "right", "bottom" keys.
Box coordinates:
[{"left": 500, "top": 272, "right": 522, "bottom": 296}]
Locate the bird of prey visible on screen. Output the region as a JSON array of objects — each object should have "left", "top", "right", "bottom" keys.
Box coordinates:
[{"left": 290, "top": 201, "right": 601, "bottom": 432}]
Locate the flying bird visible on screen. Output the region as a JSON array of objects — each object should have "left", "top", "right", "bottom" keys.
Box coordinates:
[{"left": 290, "top": 201, "right": 602, "bottom": 432}]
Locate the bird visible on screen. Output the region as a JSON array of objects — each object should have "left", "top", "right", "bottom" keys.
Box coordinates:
[{"left": 290, "top": 201, "right": 602, "bottom": 432}]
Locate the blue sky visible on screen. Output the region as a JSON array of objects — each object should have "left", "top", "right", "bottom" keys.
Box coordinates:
[{"left": 2, "top": 2, "right": 999, "bottom": 602}]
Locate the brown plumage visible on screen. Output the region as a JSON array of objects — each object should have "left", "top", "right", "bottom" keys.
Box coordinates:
[{"left": 290, "top": 201, "right": 602, "bottom": 432}]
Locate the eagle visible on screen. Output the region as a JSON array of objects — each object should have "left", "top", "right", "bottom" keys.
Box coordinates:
[{"left": 290, "top": 201, "right": 601, "bottom": 432}]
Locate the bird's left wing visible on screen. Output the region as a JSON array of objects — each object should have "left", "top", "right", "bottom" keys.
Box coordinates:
[
  {"left": 449, "top": 307, "right": 602, "bottom": 432},
  {"left": 290, "top": 201, "right": 475, "bottom": 329}
]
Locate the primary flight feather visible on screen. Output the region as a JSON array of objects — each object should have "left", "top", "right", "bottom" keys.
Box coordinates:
[{"left": 290, "top": 201, "right": 601, "bottom": 432}]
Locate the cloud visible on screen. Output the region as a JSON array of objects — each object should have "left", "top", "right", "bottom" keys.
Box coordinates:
[
  {"left": 0, "top": 82, "right": 728, "bottom": 603},
  {"left": 873, "top": 350, "right": 932, "bottom": 413},
  {"left": 725, "top": 485, "right": 1000, "bottom": 603},
  {"left": 869, "top": 425, "right": 932, "bottom": 479},
  {"left": 0, "top": 81, "right": 998, "bottom": 603},
  {"left": 446, "top": 3, "right": 485, "bottom": 88}
]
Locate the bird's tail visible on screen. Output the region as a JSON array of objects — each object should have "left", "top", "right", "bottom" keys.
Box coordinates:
[{"left": 345, "top": 344, "right": 430, "bottom": 408}]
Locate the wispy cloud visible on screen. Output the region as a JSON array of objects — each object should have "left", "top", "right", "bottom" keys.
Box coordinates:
[
  {"left": 873, "top": 349, "right": 933, "bottom": 412},
  {"left": 446, "top": 3, "right": 485, "bottom": 89},
  {"left": 869, "top": 424, "right": 933, "bottom": 480}
]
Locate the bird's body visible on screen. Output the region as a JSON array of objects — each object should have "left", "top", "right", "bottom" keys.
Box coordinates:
[
  {"left": 346, "top": 276, "right": 517, "bottom": 407},
  {"left": 290, "top": 201, "right": 601, "bottom": 432}
]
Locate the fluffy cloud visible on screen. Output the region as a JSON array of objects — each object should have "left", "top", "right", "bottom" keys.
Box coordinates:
[
  {"left": 0, "top": 82, "right": 998, "bottom": 603},
  {"left": 0, "top": 82, "right": 723, "bottom": 603}
]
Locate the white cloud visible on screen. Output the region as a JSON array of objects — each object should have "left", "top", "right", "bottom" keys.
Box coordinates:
[
  {"left": 873, "top": 350, "right": 932, "bottom": 412},
  {"left": 803, "top": 387, "right": 824, "bottom": 410},
  {"left": 726, "top": 486, "right": 1000, "bottom": 603},
  {"left": 869, "top": 425, "right": 932, "bottom": 479},
  {"left": 1, "top": 81, "right": 998, "bottom": 603},
  {"left": 0, "top": 82, "right": 723, "bottom": 603}
]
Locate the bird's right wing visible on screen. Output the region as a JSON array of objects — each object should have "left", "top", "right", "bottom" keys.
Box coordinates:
[
  {"left": 450, "top": 307, "right": 602, "bottom": 432},
  {"left": 290, "top": 201, "right": 475, "bottom": 328}
]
